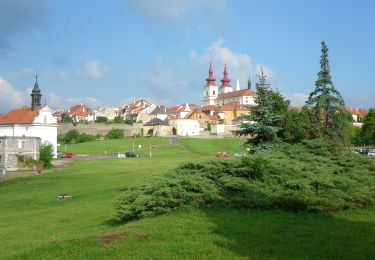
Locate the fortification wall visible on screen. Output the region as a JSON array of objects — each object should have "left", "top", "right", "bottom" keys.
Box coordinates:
[{"left": 58, "top": 123, "right": 144, "bottom": 137}]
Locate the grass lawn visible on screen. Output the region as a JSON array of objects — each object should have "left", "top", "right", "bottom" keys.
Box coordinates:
[{"left": 1, "top": 138, "right": 374, "bottom": 259}]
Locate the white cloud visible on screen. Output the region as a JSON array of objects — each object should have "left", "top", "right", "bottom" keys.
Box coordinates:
[
  {"left": 79, "top": 61, "right": 109, "bottom": 80},
  {"left": 44, "top": 92, "right": 103, "bottom": 110},
  {"left": 288, "top": 92, "right": 309, "bottom": 107},
  {"left": 191, "top": 39, "right": 274, "bottom": 88},
  {"left": 141, "top": 69, "right": 187, "bottom": 103},
  {"left": 125, "top": 0, "right": 225, "bottom": 22},
  {"left": 0, "top": 77, "right": 28, "bottom": 112}
]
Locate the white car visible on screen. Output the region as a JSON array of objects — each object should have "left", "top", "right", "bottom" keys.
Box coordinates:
[{"left": 368, "top": 150, "right": 375, "bottom": 156}]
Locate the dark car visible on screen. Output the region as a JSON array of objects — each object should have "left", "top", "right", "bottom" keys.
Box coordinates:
[
  {"left": 61, "top": 152, "right": 73, "bottom": 158},
  {"left": 125, "top": 152, "right": 139, "bottom": 158}
]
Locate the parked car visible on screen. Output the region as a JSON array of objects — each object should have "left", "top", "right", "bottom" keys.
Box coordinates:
[
  {"left": 368, "top": 150, "right": 375, "bottom": 156},
  {"left": 61, "top": 152, "right": 73, "bottom": 158},
  {"left": 234, "top": 152, "right": 247, "bottom": 157},
  {"left": 56, "top": 150, "right": 62, "bottom": 158},
  {"left": 216, "top": 152, "right": 231, "bottom": 158},
  {"left": 125, "top": 152, "right": 139, "bottom": 158}
]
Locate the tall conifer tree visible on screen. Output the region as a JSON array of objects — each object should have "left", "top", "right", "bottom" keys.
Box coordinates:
[
  {"left": 235, "top": 68, "right": 280, "bottom": 146},
  {"left": 306, "top": 41, "right": 348, "bottom": 141}
]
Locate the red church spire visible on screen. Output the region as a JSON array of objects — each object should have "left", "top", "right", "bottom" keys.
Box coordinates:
[
  {"left": 205, "top": 61, "right": 216, "bottom": 86},
  {"left": 220, "top": 64, "right": 231, "bottom": 88}
]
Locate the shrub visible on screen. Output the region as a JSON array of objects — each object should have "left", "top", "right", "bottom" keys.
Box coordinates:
[
  {"left": 112, "top": 116, "right": 124, "bottom": 123},
  {"left": 95, "top": 116, "right": 108, "bottom": 123},
  {"left": 40, "top": 143, "right": 53, "bottom": 167},
  {"left": 63, "top": 129, "right": 79, "bottom": 144},
  {"left": 77, "top": 133, "right": 96, "bottom": 143},
  {"left": 107, "top": 129, "right": 124, "bottom": 139},
  {"left": 115, "top": 140, "right": 375, "bottom": 222}
]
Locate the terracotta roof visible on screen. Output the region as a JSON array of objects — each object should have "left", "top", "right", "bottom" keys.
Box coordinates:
[
  {"left": 201, "top": 105, "right": 218, "bottom": 111},
  {"left": 217, "top": 89, "right": 255, "bottom": 100},
  {"left": 288, "top": 106, "right": 303, "bottom": 111},
  {"left": 68, "top": 104, "right": 93, "bottom": 117},
  {"left": 346, "top": 107, "right": 369, "bottom": 118},
  {"left": 168, "top": 103, "right": 198, "bottom": 113},
  {"left": 0, "top": 107, "right": 39, "bottom": 124},
  {"left": 219, "top": 101, "right": 248, "bottom": 112},
  {"left": 208, "top": 115, "right": 220, "bottom": 120}
]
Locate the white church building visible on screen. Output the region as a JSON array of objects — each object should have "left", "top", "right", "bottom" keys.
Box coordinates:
[
  {"left": 202, "top": 62, "right": 256, "bottom": 107},
  {"left": 0, "top": 77, "right": 58, "bottom": 157}
]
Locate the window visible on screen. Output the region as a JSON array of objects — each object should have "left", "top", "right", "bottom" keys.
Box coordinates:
[
  {"left": 213, "top": 90, "right": 215, "bottom": 95},
  {"left": 18, "top": 140, "right": 25, "bottom": 149},
  {"left": 206, "top": 91, "right": 208, "bottom": 96}
]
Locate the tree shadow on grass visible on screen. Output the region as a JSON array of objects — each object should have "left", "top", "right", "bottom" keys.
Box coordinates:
[
  {"left": 102, "top": 218, "right": 122, "bottom": 227},
  {"left": 203, "top": 207, "right": 375, "bottom": 259}
]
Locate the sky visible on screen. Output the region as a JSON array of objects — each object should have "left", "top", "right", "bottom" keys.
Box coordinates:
[{"left": 0, "top": 0, "right": 374, "bottom": 113}]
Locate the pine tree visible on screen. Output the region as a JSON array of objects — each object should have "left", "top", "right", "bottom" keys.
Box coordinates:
[
  {"left": 235, "top": 69, "right": 280, "bottom": 147},
  {"left": 306, "top": 41, "right": 348, "bottom": 142}
]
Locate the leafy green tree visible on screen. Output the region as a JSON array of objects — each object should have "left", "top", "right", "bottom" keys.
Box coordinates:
[
  {"left": 361, "top": 108, "right": 375, "bottom": 145},
  {"left": 282, "top": 109, "right": 307, "bottom": 143},
  {"left": 77, "top": 133, "right": 96, "bottom": 143},
  {"left": 107, "top": 129, "right": 124, "bottom": 139},
  {"left": 63, "top": 129, "right": 80, "bottom": 144},
  {"left": 64, "top": 130, "right": 79, "bottom": 143},
  {"left": 306, "top": 41, "right": 349, "bottom": 143},
  {"left": 95, "top": 116, "right": 108, "bottom": 123},
  {"left": 62, "top": 115, "right": 74, "bottom": 123},
  {"left": 235, "top": 69, "right": 280, "bottom": 147},
  {"left": 269, "top": 90, "right": 290, "bottom": 121},
  {"left": 40, "top": 143, "right": 53, "bottom": 167},
  {"left": 112, "top": 116, "right": 124, "bottom": 123}
]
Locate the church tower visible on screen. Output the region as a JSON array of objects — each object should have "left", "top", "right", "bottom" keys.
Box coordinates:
[
  {"left": 218, "top": 64, "right": 233, "bottom": 94},
  {"left": 202, "top": 62, "right": 219, "bottom": 106},
  {"left": 31, "top": 75, "right": 42, "bottom": 111}
]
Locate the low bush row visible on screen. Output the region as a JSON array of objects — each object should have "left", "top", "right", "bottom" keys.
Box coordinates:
[{"left": 115, "top": 140, "right": 375, "bottom": 222}]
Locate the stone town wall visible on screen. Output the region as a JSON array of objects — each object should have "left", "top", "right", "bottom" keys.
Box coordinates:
[{"left": 58, "top": 123, "right": 144, "bottom": 137}]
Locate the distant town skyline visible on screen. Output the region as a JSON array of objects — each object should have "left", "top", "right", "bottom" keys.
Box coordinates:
[{"left": 0, "top": 0, "right": 374, "bottom": 113}]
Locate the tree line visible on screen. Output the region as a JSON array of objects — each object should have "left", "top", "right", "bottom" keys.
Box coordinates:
[{"left": 236, "top": 41, "right": 374, "bottom": 149}]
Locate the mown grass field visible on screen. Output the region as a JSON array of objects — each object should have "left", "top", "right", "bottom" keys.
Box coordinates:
[{"left": 1, "top": 138, "right": 374, "bottom": 259}]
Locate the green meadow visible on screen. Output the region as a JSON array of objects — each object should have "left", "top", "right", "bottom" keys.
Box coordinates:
[{"left": 1, "top": 138, "right": 374, "bottom": 259}]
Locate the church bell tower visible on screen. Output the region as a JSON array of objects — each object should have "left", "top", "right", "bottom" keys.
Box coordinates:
[{"left": 31, "top": 75, "right": 42, "bottom": 111}]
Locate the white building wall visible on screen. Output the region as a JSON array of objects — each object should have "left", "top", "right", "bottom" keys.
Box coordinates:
[
  {"left": 169, "top": 119, "right": 200, "bottom": 136},
  {"left": 0, "top": 106, "right": 58, "bottom": 158}
]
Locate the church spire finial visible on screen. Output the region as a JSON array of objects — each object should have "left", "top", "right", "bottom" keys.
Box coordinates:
[
  {"left": 220, "top": 64, "right": 231, "bottom": 87},
  {"left": 205, "top": 61, "right": 216, "bottom": 86},
  {"left": 247, "top": 75, "right": 252, "bottom": 90},
  {"left": 31, "top": 75, "right": 42, "bottom": 111}
]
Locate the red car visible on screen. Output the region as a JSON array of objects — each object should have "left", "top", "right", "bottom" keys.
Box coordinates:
[
  {"left": 216, "top": 152, "right": 231, "bottom": 158},
  {"left": 61, "top": 152, "right": 73, "bottom": 158}
]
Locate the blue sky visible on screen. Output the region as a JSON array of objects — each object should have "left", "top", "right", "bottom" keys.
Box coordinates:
[{"left": 0, "top": 0, "right": 374, "bottom": 113}]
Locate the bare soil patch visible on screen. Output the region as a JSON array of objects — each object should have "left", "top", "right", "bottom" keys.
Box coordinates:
[{"left": 96, "top": 231, "right": 128, "bottom": 245}]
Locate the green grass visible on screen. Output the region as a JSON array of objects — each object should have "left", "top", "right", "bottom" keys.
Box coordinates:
[
  {"left": 1, "top": 138, "right": 375, "bottom": 259},
  {"left": 60, "top": 137, "right": 169, "bottom": 155}
]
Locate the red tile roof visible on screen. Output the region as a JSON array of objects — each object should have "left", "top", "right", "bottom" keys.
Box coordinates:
[
  {"left": 288, "top": 106, "right": 303, "bottom": 111},
  {"left": 201, "top": 105, "right": 218, "bottom": 111},
  {"left": 219, "top": 101, "right": 248, "bottom": 112},
  {"left": 168, "top": 103, "right": 198, "bottom": 113},
  {"left": 0, "top": 107, "right": 39, "bottom": 124},
  {"left": 68, "top": 104, "right": 93, "bottom": 117},
  {"left": 217, "top": 89, "right": 255, "bottom": 100},
  {"left": 346, "top": 107, "right": 369, "bottom": 118}
]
